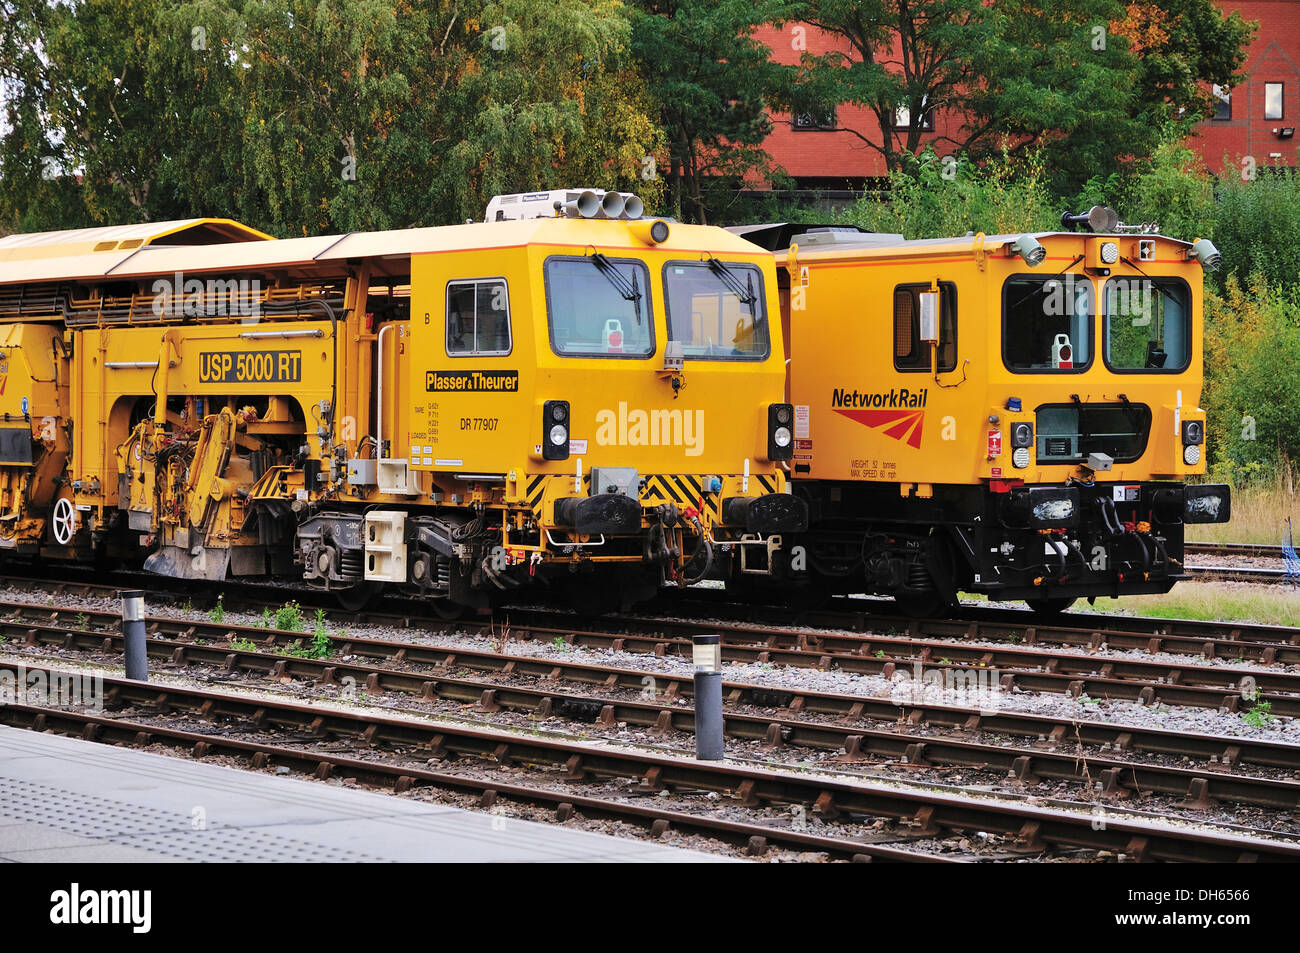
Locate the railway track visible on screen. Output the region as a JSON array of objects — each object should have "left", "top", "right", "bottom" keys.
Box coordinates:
[
  {"left": 4, "top": 575, "right": 1300, "bottom": 717},
  {"left": 1183, "top": 540, "right": 1298, "bottom": 586},
  {"left": 6, "top": 659, "right": 1298, "bottom": 862},
  {"left": 5, "top": 562, "right": 1298, "bottom": 646},
  {"left": 6, "top": 601, "right": 1300, "bottom": 815},
  {"left": 1187, "top": 565, "right": 1296, "bottom": 585},
  {"left": 1187, "top": 543, "right": 1287, "bottom": 560}
]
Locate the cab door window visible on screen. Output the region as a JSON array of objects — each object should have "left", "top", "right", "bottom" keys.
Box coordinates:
[
  {"left": 446, "top": 278, "right": 511, "bottom": 356},
  {"left": 894, "top": 282, "right": 957, "bottom": 372}
]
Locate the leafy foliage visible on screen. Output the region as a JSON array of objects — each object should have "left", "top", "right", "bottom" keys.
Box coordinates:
[
  {"left": 1210, "top": 173, "right": 1300, "bottom": 296},
  {"left": 0, "top": 0, "right": 664, "bottom": 233},
  {"left": 1203, "top": 276, "right": 1300, "bottom": 475},
  {"left": 798, "top": 0, "right": 1251, "bottom": 190},
  {"left": 629, "top": 0, "right": 799, "bottom": 223},
  {"left": 836, "top": 148, "right": 1060, "bottom": 238}
]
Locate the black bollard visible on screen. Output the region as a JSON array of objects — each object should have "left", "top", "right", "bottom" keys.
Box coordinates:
[
  {"left": 122, "top": 589, "right": 147, "bottom": 681},
  {"left": 693, "top": 634, "right": 724, "bottom": 760}
]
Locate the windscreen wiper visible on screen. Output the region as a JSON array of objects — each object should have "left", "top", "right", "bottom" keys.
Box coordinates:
[
  {"left": 590, "top": 252, "right": 643, "bottom": 325},
  {"left": 706, "top": 258, "right": 757, "bottom": 308},
  {"left": 1009, "top": 256, "right": 1085, "bottom": 312}
]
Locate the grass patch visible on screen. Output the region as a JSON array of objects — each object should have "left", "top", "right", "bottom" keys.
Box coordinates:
[
  {"left": 1187, "top": 476, "right": 1297, "bottom": 546},
  {"left": 1080, "top": 583, "right": 1300, "bottom": 627}
]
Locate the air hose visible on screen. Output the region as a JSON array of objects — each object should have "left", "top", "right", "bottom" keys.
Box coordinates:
[{"left": 680, "top": 516, "right": 713, "bottom": 584}]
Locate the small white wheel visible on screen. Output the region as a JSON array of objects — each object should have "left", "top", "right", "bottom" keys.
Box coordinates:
[{"left": 51, "top": 497, "right": 76, "bottom": 545}]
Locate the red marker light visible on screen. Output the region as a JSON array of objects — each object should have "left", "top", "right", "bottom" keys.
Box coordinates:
[{"left": 608, "top": 330, "right": 623, "bottom": 350}]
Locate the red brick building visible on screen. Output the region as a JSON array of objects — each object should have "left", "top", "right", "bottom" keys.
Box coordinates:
[{"left": 758, "top": 1, "right": 1299, "bottom": 186}]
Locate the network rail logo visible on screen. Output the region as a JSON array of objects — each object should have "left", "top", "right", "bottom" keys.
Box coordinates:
[{"left": 831, "top": 387, "right": 928, "bottom": 450}]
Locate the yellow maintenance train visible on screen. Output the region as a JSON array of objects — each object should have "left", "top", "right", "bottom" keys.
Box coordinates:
[
  {"left": 732, "top": 209, "right": 1231, "bottom": 615},
  {"left": 0, "top": 191, "right": 803, "bottom": 613},
  {"left": 0, "top": 195, "right": 1231, "bottom": 617}
]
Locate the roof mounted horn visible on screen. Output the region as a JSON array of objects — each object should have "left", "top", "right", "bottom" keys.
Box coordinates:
[{"left": 1060, "top": 205, "right": 1120, "bottom": 233}]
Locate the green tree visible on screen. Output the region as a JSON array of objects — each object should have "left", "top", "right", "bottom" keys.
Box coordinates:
[
  {"left": 1113, "top": 0, "right": 1254, "bottom": 136},
  {"left": 1203, "top": 276, "right": 1300, "bottom": 471},
  {"left": 1210, "top": 171, "right": 1300, "bottom": 296},
  {"left": 0, "top": 0, "right": 182, "bottom": 227},
  {"left": 1, "top": 0, "right": 664, "bottom": 234},
  {"left": 629, "top": 0, "right": 800, "bottom": 223},
  {"left": 1121, "top": 138, "right": 1216, "bottom": 244},
  {"left": 796, "top": 0, "right": 1252, "bottom": 190}
]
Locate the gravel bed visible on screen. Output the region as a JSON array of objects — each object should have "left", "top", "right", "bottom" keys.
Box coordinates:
[
  {"left": 5, "top": 641, "right": 1299, "bottom": 849},
  {"left": 2, "top": 582, "right": 1299, "bottom": 747}
]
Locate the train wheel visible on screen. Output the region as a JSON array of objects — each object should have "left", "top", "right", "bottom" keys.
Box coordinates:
[
  {"left": 565, "top": 579, "right": 620, "bottom": 617},
  {"left": 894, "top": 591, "right": 946, "bottom": 619},
  {"left": 429, "top": 597, "right": 466, "bottom": 621},
  {"left": 334, "top": 581, "right": 382, "bottom": 612},
  {"left": 1025, "top": 596, "right": 1076, "bottom": 616},
  {"left": 724, "top": 575, "right": 767, "bottom": 605}
]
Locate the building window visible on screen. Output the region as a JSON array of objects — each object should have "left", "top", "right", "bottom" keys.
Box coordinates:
[
  {"left": 793, "top": 109, "right": 836, "bottom": 131},
  {"left": 1212, "top": 85, "right": 1231, "bottom": 121},
  {"left": 894, "top": 98, "right": 934, "bottom": 131},
  {"left": 1265, "top": 83, "right": 1283, "bottom": 120}
]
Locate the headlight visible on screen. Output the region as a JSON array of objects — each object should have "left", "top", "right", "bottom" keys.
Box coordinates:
[
  {"left": 1033, "top": 498, "right": 1075, "bottom": 523},
  {"left": 1189, "top": 238, "right": 1221, "bottom": 272},
  {"left": 1002, "top": 486, "right": 1080, "bottom": 528},
  {"left": 767, "top": 403, "right": 794, "bottom": 460},
  {"left": 542, "top": 400, "right": 570, "bottom": 460},
  {"left": 1182, "top": 419, "right": 1203, "bottom": 445},
  {"left": 1011, "top": 421, "right": 1034, "bottom": 448},
  {"left": 1010, "top": 234, "right": 1046, "bottom": 267},
  {"left": 1185, "top": 484, "right": 1231, "bottom": 523},
  {"left": 1100, "top": 241, "right": 1119, "bottom": 265},
  {"left": 1183, "top": 444, "right": 1201, "bottom": 466},
  {"left": 1012, "top": 446, "right": 1030, "bottom": 469}
]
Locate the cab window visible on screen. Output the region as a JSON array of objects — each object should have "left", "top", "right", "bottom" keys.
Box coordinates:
[
  {"left": 664, "top": 260, "right": 769, "bottom": 360},
  {"left": 894, "top": 282, "right": 957, "bottom": 372},
  {"left": 446, "top": 279, "right": 511, "bottom": 356},
  {"left": 1003, "top": 275, "right": 1094, "bottom": 372},
  {"left": 1103, "top": 277, "right": 1190, "bottom": 372},
  {"left": 545, "top": 255, "right": 654, "bottom": 358}
]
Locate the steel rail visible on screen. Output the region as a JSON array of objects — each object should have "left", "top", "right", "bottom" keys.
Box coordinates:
[
  {"left": 9, "top": 610, "right": 1300, "bottom": 771},
  {"left": 12, "top": 621, "right": 1300, "bottom": 813},
  {"left": 6, "top": 661, "right": 1300, "bottom": 862},
  {"left": 0, "top": 704, "right": 955, "bottom": 863}
]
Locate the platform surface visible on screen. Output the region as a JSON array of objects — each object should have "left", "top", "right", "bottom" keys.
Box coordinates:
[{"left": 0, "top": 726, "right": 730, "bottom": 862}]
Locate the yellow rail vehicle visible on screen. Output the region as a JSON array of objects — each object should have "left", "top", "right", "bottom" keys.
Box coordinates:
[
  {"left": 0, "top": 193, "right": 803, "bottom": 611},
  {"left": 735, "top": 211, "right": 1230, "bottom": 614}
]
